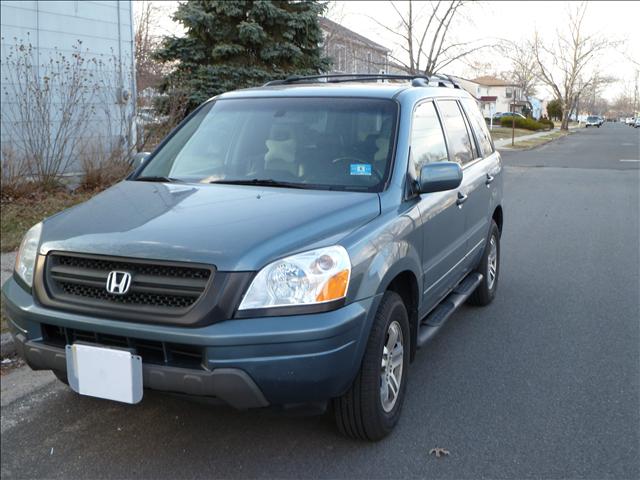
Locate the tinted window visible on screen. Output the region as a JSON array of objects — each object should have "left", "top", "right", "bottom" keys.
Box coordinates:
[
  {"left": 461, "top": 98, "right": 494, "bottom": 157},
  {"left": 409, "top": 102, "right": 449, "bottom": 179},
  {"left": 139, "top": 98, "right": 398, "bottom": 192},
  {"left": 437, "top": 100, "right": 474, "bottom": 165}
]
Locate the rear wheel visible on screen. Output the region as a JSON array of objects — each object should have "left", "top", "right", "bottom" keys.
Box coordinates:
[
  {"left": 468, "top": 220, "right": 500, "bottom": 306},
  {"left": 333, "top": 291, "right": 410, "bottom": 441}
]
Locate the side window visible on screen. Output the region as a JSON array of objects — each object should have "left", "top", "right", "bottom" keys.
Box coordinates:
[
  {"left": 461, "top": 111, "right": 479, "bottom": 160},
  {"left": 409, "top": 101, "right": 449, "bottom": 179},
  {"left": 437, "top": 100, "right": 474, "bottom": 165},
  {"left": 461, "top": 98, "right": 494, "bottom": 157}
]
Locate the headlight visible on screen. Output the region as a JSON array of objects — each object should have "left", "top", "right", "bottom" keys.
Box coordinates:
[
  {"left": 15, "top": 222, "right": 42, "bottom": 287},
  {"left": 238, "top": 246, "right": 351, "bottom": 312}
]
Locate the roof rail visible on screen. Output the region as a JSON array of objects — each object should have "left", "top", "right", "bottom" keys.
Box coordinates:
[
  {"left": 264, "top": 74, "right": 429, "bottom": 86},
  {"left": 262, "top": 73, "right": 463, "bottom": 87}
]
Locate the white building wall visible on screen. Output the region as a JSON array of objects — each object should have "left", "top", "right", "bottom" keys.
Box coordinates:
[{"left": 1, "top": 0, "right": 135, "bottom": 172}]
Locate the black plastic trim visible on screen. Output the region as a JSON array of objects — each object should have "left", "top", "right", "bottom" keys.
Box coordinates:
[
  {"left": 234, "top": 298, "right": 345, "bottom": 319},
  {"left": 33, "top": 251, "right": 254, "bottom": 327},
  {"left": 16, "top": 336, "right": 269, "bottom": 409}
]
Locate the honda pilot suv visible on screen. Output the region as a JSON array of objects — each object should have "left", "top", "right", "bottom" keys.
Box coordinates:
[{"left": 2, "top": 74, "right": 503, "bottom": 440}]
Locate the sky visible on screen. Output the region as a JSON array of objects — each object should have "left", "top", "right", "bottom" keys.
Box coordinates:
[{"left": 136, "top": 0, "right": 640, "bottom": 101}]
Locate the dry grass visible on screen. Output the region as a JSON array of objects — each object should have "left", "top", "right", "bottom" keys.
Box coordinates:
[
  {"left": 1, "top": 189, "right": 97, "bottom": 253},
  {"left": 506, "top": 131, "right": 570, "bottom": 150},
  {"left": 489, "top": 127, "right": 543, "bottom": 141}
]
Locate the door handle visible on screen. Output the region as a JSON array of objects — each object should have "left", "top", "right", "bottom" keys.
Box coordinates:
[
  {"left": 456, "top": 191, "right": 468, "bottom": 207},
  {"left": 485, "top": 173, "right": 495, "bottom": 185}
]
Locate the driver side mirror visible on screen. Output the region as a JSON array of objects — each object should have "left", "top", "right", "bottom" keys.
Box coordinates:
[
  {"left": 417, "top": 162, "right": 463, "bottom": 194},
  {"left": 131, "top": 152, "right": 151, "bottom": 170}
]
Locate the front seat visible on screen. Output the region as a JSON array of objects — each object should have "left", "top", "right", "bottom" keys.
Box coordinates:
[{"left": 265, "top": 126, "right": 298, "bottom": 177}]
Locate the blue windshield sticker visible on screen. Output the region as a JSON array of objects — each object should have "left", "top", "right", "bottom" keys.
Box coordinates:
[{"left": 350, "top": 164, "right": 372, "bottom": 176}]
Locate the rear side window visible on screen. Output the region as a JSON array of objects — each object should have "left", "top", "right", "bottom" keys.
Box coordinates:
[
  {"left": 409, "top": 102, "right": 449, "bottom": 179},
  {"left": 461, "top": 98, "right": 494, "bottom": 157},
  {"left": 437, "top": 100, "right": 475, "bottom": 165}
]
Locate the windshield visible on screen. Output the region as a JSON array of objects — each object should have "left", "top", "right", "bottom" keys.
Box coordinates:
[
  {"left": 138, "top": 97, "right": 398, "bottom": 192},
  {"left": 587, "top": 116, "right": 598, "bottom": 121}
]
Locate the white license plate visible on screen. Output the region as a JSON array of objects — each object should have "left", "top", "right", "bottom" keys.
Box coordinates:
[{"left": 66, "top": 343, "right": 143, "bottom": 404}]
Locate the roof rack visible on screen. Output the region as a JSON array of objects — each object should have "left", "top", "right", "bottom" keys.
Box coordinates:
[{"left": 263, "top": 73, "right": 460, "bottom": 89}]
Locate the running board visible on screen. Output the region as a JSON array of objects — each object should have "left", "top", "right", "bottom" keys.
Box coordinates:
[{"left": 417, "top": 272, "right": 483, "bottom": 348}]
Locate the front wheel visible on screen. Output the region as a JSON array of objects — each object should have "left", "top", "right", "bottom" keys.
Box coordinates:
[
  {"left": 468, "top": 220, "right": 500, "bottom": 306},
  {"left": 333, "top": 291, "right": 410, "bottom": 441}
]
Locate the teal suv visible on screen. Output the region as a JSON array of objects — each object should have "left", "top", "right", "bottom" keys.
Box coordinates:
[{"left": 2, "top": 74, "right": 503, "bottom": 440}]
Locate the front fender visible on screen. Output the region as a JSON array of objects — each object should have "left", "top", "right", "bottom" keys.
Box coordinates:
[
  {"left": 346, "top": 205, "right": 422, "bottom": 304},
  {"left": 342, "top": 204, "right": 422, "bottom": 368}
]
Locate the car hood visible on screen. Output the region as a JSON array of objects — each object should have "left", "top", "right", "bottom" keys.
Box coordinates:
[{"left": 39, "top": 181, "right": 380, "bottom": 271}]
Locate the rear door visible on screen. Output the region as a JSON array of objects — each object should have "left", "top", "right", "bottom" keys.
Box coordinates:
[{"left": 459, "top": 97, "right": 502, "bottom": 254}]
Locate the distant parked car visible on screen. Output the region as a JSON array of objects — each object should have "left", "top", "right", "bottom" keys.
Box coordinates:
[
  {"left": 136, "top": 106, "right": 168, "bottom": 127},
  {"left": 585, "top": 116, "right": 601, "bottom": 128},
  {"left": 625, "top": 117, "right": 635, "bottom": 126},
  {"left": 493, "top": 112, "right": 526, "bottom": 121},
  {"left": 635, "top": 118, "right": 640, "bottom": 128}
]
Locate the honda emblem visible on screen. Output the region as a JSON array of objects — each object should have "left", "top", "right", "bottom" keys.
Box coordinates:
[{"left": 106, "top": 271, "right": 132, "bottom": 295}]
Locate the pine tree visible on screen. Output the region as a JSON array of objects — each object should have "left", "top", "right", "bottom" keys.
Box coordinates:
[{"left": 154, "top": 0, "right": 331, "bottom": 113}]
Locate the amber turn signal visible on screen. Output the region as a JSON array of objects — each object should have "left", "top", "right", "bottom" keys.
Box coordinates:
[{"left": 316, "top": 269, "right": 350, "bottom": 302}]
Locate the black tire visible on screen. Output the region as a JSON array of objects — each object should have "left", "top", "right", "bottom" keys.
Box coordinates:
[
  {"left": 53, "top": 369, "right": 69, "bottom": 385},
  {"left": 333, "top": 291, "right": 410, "bottom": 441},
  {"left": 468, "top": 220, "right": 500, "bottom": 306}
]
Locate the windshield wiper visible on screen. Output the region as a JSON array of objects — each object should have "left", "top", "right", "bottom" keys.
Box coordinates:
[
  {"left": 207, "top": 178, "right": 309, "bottom": 189},
  {"left": 135, "top": 176, "right": 183, "bottom": 183}
]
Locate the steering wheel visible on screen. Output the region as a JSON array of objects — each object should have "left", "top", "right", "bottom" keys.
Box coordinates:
[{"left": 330, "top": 156, "right": 383, "bottom": 182}]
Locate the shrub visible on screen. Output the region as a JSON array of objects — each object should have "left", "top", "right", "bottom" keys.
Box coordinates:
[
  {"left": 538, "top": 118, "right": 555, "bottom": 130},
  {"left": 499, "top": 116, "right": 547, "bottom": 131},
  {"left": 78, "top": 140, "right": 133, "bottom": 192},
  {"left": 1, "top": 38, "right": 100, "bottom": 188},
  {"left": 0, "top": 146, "right": 30, "bottom": 200}
]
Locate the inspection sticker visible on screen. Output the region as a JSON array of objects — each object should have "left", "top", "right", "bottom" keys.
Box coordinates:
[{"left": 350, "top": 164, "right": 372, "bottom": 176}]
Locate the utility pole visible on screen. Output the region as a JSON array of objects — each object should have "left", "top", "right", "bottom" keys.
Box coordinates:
[
  {"left": 511, "top": 101, "right": 515, "bottom": 146},
  {"left": 634, "top": 69, "right": 639, "bottom": 115}
]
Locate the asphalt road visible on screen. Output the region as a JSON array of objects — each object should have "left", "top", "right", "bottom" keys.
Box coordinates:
[{"left": 2, "top": 123, "right": 639, "bottom": 479}]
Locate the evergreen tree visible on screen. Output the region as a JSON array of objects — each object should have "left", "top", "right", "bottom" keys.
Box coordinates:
[
  {"left": 154, "top": 0, "right": 331, "bottom": 113},
  {"left": 546, "top": 99, "right": 563, "bottom": 120}
]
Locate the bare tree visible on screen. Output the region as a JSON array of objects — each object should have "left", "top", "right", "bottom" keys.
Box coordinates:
[
  {"left": 369, "top": 0, "right": 486, "bottom": 76},
  {"left": 134, "top": 1, "right": 164, "bottom": 95},
  {"left": 531, "top": 2, "right": 615, "bottom": 130},
  {"left": 577, "top": 73, "right": 615, "bottom": 116},
  {"left": 498, "top": 40, "right": 538, "bottom": 98}
]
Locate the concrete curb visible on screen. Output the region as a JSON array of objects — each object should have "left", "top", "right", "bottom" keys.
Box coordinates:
[{"left": 1, "top": 250, "right": 18, "bottom": 358}]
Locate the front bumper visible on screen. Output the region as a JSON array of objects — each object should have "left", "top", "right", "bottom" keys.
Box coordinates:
[{"left": 2, "top": 276, "right": 377, "bottom": 408}]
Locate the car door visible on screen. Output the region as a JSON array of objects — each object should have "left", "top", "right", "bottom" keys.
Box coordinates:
[
  {"left": 459, "top": 97, "right": 502, "bottom": 255},
  {"left": 409, "top": 101, "right": 467, "bottom": 315},
  {"left": 434, "top": 99, "right": 485, "bottom": 276}
]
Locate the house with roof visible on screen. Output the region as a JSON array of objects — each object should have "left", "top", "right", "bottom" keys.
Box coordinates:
[
  {"left": 472, "top": 76, "right": 528, "bottom": 118},
  {"left": 452, "top": 75, "right": 529, "bottom": 119},
  {"left": 319, "top": 18, "right": 390, "bottom": 75}
]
